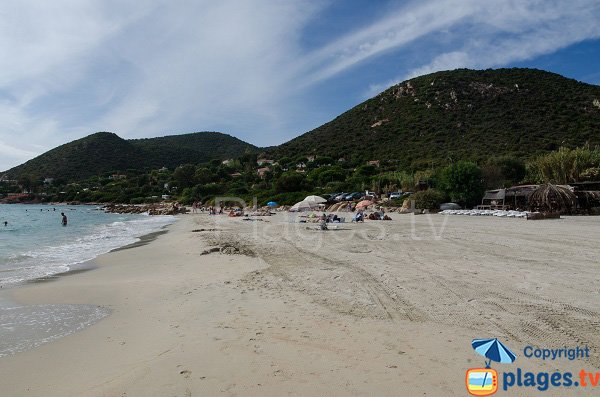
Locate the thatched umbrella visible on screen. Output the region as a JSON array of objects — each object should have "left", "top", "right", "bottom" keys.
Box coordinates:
[{"left": 528, "top": 183, "right": 576, "bottom": 213}]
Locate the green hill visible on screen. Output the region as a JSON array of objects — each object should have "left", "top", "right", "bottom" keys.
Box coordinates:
[
  {"left": 3, "top": 131, "right": 256, "bottom": 181},
  {"left": 130, "top": 132, "right": 257, "bottom": 168},
  {"left": 4, "top": 68, "right": 600, "bottom": 183},
  {"left": 271, "top": 68, "right": 600, "bottom": 168}
]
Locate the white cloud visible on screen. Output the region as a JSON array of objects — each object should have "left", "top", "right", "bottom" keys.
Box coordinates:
[
  {"left": 0, "top": 139, "right": 38, "bottom": 166},
  {"left": 0, "top": 1, "right": 148, "bottom": 88},
  {"left": 81, "top": 1, "right": 324, "bottom": 140},
  {"left": 297, "top": 0, "right": 480, "bottom": 86},
  {"left": 0, "top": 103, "right": 65, "bottom": 171},
  {"left": 366, "top": 0, "right": 600, "bottom": 96},
  {"left": 0, "top": 1, "right": 322, "bottom": 169}
]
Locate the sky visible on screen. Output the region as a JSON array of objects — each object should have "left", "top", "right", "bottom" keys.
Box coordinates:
[{"left": 1, "top": 0, "right": 600, "bottom": 171}]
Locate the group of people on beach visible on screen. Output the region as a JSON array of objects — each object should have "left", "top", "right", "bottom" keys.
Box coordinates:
[
  {"left": 191, "top": 201, "right": 224, "bottom": 215},
  {"left": 350, "top": 208, "right": 391, "bottom": 222}
]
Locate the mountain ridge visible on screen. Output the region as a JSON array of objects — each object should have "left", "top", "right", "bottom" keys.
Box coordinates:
[
  {"left": 270, "top": 68, "right": 600, "bottom": 168},
  {"left": 2, "top": 131, "right": 257, "bottom": 181},
  {"left": 3, "top": 68, "right": 600, "bottom": 182}
]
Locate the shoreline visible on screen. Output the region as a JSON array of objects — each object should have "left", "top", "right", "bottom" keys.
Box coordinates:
[
  {"left": 110, "top": 228, "right": 170, "bottom": 252},
  {"left": 0, "top": 220, "right": 177, "bottom": 360},
  {"left": 0, "top": 214, "right": 599, "bottom": 396},
  {"left": 0, "top": 222, "right": 172, "bottom": 291},
  {"left": 25, "top": 227, "right": 171, "bottom": 284}
]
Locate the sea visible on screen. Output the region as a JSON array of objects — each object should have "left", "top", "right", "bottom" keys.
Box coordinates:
[{"left": 0, "top": 203, "right": 175, "bottom": 357}]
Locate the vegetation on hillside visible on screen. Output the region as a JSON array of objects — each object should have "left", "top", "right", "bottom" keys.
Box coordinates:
[
  {"left": 2, "top": 131, "right": 257, "bottom": 182},
  {"left": 271, "top": 68, "right": 600, "bottom": 169},
  {"left": 1, "top": 68, "right": 599, "bottom": 209},
  {"left": 1, "top": 145, "right": 598, "bottom": 208}
]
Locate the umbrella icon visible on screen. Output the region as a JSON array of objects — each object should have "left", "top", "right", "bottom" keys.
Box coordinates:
[
  {"left": 471, "top": 338, "right": 516, "bottom": 388},
  {"left": 472, "top": 338, "right": 517, "bottom": 366}
]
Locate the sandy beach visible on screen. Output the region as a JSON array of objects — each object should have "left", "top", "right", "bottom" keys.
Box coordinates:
[{"left": 1, "top": 213, "right": 599, "bottom": 396}]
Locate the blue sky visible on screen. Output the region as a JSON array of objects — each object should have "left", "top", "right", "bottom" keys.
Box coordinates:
[{"left": 1, "top": 0, "right": 600, "bottom": 171}]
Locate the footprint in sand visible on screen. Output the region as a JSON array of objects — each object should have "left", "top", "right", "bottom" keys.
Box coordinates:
[{"left": 180, "top": 370, "right": 192, "bottom": 378}]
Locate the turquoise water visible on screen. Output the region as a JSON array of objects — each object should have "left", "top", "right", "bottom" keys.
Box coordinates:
[
  {"left": 0, "top": 204, "right": 174, "bottom": 287},
  {"left": 0, "top": 204, "right": 175, "bottom": 357}
]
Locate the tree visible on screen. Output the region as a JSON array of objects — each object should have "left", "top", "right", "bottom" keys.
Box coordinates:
[
  {"left": 239, "top": 152, "right": 257, "bottom": 167},
  {"left": 171, "top": 164, "right": 196, "bottom": 189},
  {"left": 275, "top": 172, "right": 307, "bottom": 193},
  {"left": 439, "top": 161, "right": 484, "bottom": 207},
  {"left": 194, "top": 167, "right": 216, "bottom": 185},
  {"left": 277, "top": 156, "right": 292, "bottom": 165},
  {"left": 495, "top": 156, "right": 526, "bottom": 184},
  {"left": 312, "top": 156, "right": 334, "bottom": 167},
  {"left": 294, "top": 156, "right": 309, "bottom": 165},
  {"left": 18, "top": 174, "right": 35, "bottom": 193},
  {"left": 483, "top": 156, "right": 526, "bottom": 188},
  {"left": 354, "top": 165, "right": 377, "bottom": 178},
  {"left": 137, "top": 174, "right": 150, "bottom": 187},
  {"left": 307, "top": 166, "right": 346, "bottom": 187}
]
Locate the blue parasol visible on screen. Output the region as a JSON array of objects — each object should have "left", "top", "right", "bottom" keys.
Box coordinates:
[
  {"left": 472, "top": 338, "right": 516, "bottom": 388},
  {"left": 266, "top": 201, "right": 278, "bottom": 207},
  {"left": 472, "top": 338, "right": 516, "bottom": 366}
]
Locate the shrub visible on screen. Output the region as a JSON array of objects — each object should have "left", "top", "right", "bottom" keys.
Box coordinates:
[
  {"left": 581, "top": 167, "right": 600, "bottom": 181},
  {"left": 439, "top": 161, "right": 484, "bottom": 207},
  {"left": 528, "top": 146, "right": 600, "bottom": 184},
  {"left": 411, "top": 189, "right": 446, "bottom": 210}
]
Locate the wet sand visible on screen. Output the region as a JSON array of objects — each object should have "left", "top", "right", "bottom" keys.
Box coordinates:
[{"left": 0, "top": 213, "right": 599, "bottom": 396}]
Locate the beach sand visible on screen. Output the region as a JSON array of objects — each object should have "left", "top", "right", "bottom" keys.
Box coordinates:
[{"left": 1, "top": 213, "right": 599, "bottom": 396}]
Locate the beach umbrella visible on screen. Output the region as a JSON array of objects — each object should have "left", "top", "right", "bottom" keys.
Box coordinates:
[
  {"left": 355, "top": 200, "right": 373, "bottom": 209},
  {"left": 440, "top": 202, "right": 461, "bottom": 211},
  {"left": 289, "top": 200, "right": 314, "bottom": 212},
  {"left": 267, "top": 201, "right": 278, "bottom": 207},
  {"left": 472, "top": 338, "right": 517, "bottom": 387},
  {"left": 528, "top": 183, "right": 576, "bottom": 213},
  {"left": 303, "top": 195, "right": 327, "bottom": 204}
]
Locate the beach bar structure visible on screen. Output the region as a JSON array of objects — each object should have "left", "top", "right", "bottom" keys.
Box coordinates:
[
  {"left": 505, "top": 185, "right": 539, "bottom": 210},
  {"left": 570, "top": 181, "right": 600, "bottom": 214},
  {"left": 477, "top": 185, "right": 539, "bottom": 210},
  {"left": 478, "top": 182, "right": 600, "bottom": 214},
  {"left": 477, "top": 188, "right": 507, "bottom": 210}
]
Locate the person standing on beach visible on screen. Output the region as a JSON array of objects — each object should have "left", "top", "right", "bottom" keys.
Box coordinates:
[{"left": 61, "top": 212, "right": 68, "bottom": 226}]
